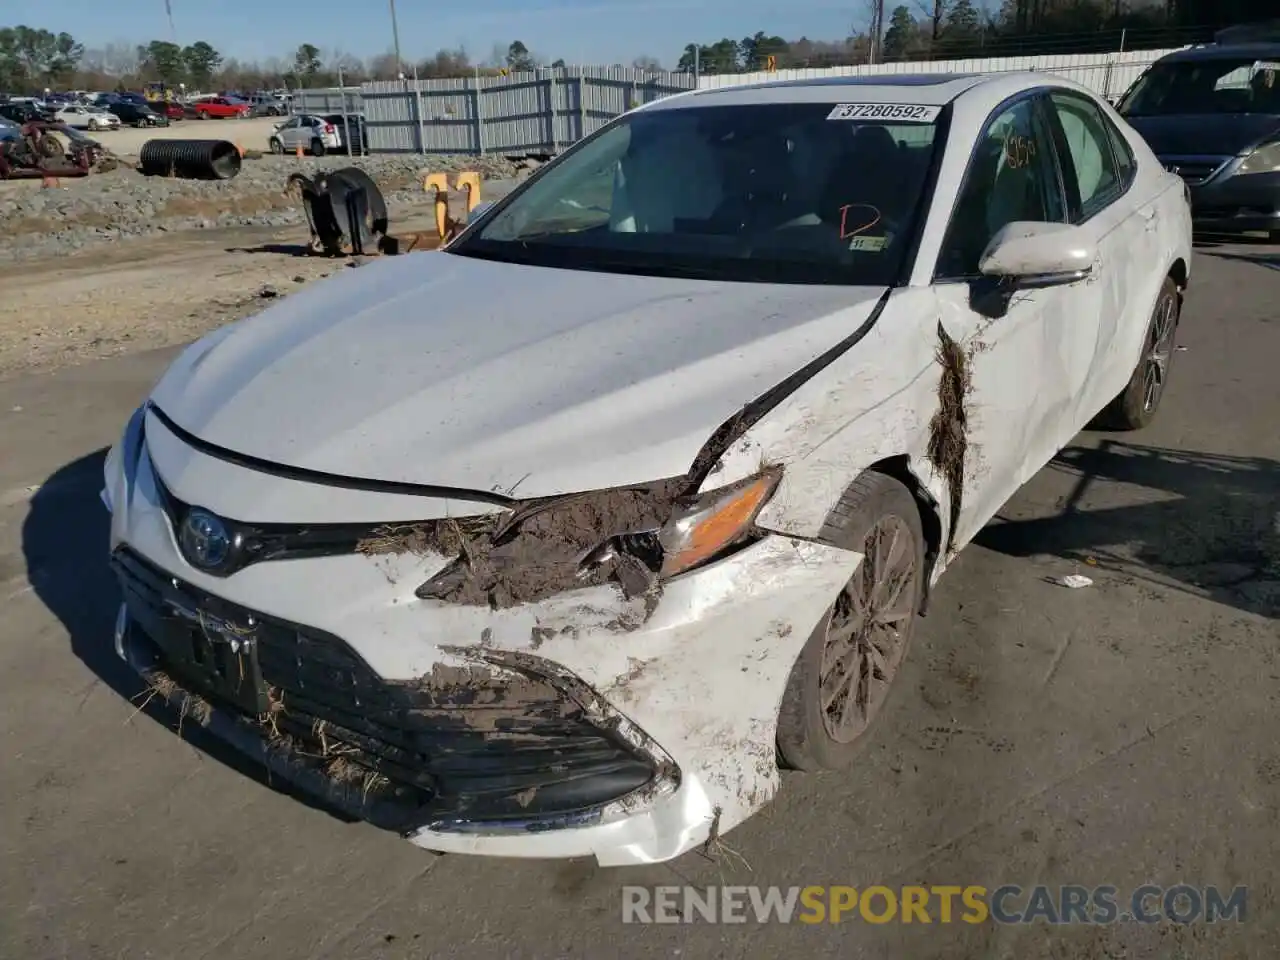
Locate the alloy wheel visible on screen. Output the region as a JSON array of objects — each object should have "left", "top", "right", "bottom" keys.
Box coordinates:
[
  {"left": 1142, "top": 293, "right": 1178, "bottom": 413},
  {"left": 818, "top": 514, "right": 918, "bottom": 743}
]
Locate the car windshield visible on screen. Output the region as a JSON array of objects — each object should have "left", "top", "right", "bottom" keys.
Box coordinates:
[
  {"left": 451, "top": 102, "right": 942, "bottom": 286},
  {"left": 1120, "top": 57, "right": 1280, "bottom": 116}
]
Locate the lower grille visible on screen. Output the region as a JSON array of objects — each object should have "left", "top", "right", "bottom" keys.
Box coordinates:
[{"left": 112, "top": 547, "right": 657, "bottom": 831}]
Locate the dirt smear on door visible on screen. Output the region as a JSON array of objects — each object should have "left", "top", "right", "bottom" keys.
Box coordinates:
[{"left": 926, "top": 322, "right": 972, "bottom": 554}]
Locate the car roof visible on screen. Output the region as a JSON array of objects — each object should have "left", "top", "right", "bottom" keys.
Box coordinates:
[
  {"left": 643, "top": 71, "right": 1062, "bottom": 112},
  {"left": 1158, "top": 42, "right": 1280, "bottom": 63}
]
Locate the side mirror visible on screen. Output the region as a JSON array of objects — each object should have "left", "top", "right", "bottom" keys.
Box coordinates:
[{"left": 978, "top": 221, "right": 1095, "bottom": 289}]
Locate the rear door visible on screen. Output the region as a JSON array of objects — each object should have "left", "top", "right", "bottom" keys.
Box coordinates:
[{"left": 1042, "top": 89, "right": 1148, "bottom": 429}]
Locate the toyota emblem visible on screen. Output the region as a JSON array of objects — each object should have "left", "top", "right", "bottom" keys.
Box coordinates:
[{"left": 179, "top": 508, "right": 232, "bottom": 570}]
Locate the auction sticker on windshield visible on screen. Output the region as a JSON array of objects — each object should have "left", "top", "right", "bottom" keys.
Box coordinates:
[{"left": 827, "top": 103, "right": 941, "bottom": 122}]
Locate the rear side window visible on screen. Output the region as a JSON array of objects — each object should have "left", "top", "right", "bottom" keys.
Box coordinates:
[
  {"left": 1049, "top": 92, "right": 1123, "bottom": 218},
  {"left": 1105, "top": 118, "right": 1136, "bottom": 185}
]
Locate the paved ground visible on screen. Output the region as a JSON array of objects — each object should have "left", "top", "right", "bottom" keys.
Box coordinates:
[{"left": 1, "top": 243, "right": 1277, "bottom": 959}]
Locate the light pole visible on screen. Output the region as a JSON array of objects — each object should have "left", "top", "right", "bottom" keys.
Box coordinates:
[{"left": 388, "top": 0, "right": 404, "bottom": 77}]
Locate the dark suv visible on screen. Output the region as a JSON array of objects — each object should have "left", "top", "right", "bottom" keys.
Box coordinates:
[{"left": 1118, "top": 23, "right": 1280, "bottom": 238}]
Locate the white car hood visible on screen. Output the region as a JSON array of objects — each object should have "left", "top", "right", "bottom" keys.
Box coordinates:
[{"left": 150, "top": 252, "right": 885, "bottom": 499}]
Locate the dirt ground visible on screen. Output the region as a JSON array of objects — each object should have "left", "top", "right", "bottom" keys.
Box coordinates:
[
  {"left": 87, "top": 116, "right": 286, "bottom": 156},
  {"left": 0, "top": 239, "right": 1277, "bottom": 959},
  {"left": 0, "top": 227, "right": 338, "bottom": 377},
  {"left": 0, "top": 201, "right": 488, "bottom": 378}
]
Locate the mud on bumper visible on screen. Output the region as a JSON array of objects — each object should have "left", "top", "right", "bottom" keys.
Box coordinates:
[{"left": 111, "top": 547, "right": 676, "bottom": 838}]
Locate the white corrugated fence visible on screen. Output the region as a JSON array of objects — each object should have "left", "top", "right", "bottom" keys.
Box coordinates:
[{"left": 292, "top": 47, "right": 1182, "bottom": 155}]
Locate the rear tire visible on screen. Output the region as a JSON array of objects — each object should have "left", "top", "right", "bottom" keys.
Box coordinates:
[
  {"left": 1092, "top": 277, "right": 1180, "bottom": 431},
  {"left": 776, "top": 472, "right": 925, "bottom": 772},
  {"left": 311, "top": 139, "right": 326, "bottom": 157}
]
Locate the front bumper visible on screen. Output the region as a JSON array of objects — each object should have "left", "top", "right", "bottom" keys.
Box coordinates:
[
  {"left": 1170, "top": 158, "right": 1280, "bottom": 235},
  {"left": 103, "top": 410, "right": 859, "bottom": 864}
]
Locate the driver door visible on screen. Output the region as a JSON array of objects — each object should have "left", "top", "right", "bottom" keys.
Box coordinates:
[{"left": 931, "top": 92, "right": 1103, "bottom": 552}]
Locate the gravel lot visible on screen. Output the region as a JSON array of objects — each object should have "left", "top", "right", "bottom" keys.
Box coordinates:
[
  {"left": 0, "top": 218, "right": 1277, "bottom": 958},
  {"left": 0, "top": 152, "right": 521, "bottom": 261}
]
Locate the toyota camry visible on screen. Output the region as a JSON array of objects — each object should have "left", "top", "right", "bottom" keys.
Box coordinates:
[{"left": 103, "top": 71, "right": 1192, "bottom": 865}]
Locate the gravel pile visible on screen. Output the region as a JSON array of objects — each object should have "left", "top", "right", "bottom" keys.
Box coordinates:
[{"left": 0, "top": 153, "right": 522, "bottom": 261}]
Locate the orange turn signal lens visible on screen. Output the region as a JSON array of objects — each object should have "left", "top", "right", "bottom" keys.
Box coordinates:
[{"left": 659, "top": 469, "right": 782, "bottom": 577}]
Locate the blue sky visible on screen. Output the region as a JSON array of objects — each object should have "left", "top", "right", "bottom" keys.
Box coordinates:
[{"left": 11, "top": 0, "right": 874, "bottom": 69}]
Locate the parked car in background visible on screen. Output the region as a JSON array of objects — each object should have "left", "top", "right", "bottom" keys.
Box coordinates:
[
  {"left": 269, "top": 114, "right": 342, "bottom": 155},
  {"left": 151, "top": 101, "right": 187, "bottom": 121},
  {"left": 1118, "top": 27, "right": 1280, "bottom": 238},
  {"left": 0, "top": 100, "right": 55, "bottom": 124},
  {"left": 192, "top": 97, "right": 251, "bottom": 120},
  {"left": 104, "top": 71, "right": 1193, "bottom": 866},
  {"left": 323, "top": 113, "right": 368, "bottom": 154},
  {"left": 246, "top": 94, "right": 287, "bottom": 117},
  {"left": 109, "top": 101, "right": 169, "bottom": 127},
  {"left": 54, "top": 104, "right": 120, "bottom": 130}
]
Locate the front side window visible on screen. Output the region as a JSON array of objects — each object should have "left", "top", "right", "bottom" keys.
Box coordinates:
[
  {"left": 452, "top": 102, "right": 943, "bottom": 285},
  {"left": 1120, "top": 58, "right": 1280, "bottom": 117},
  {"left": 1049, "top": 92, "right": 1122, "bottom": 216},
  {"left": 937, "top": 97, "right": 1064, "bottom": 278}
]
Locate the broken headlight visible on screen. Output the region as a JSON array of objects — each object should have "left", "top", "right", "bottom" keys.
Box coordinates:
[{"left": 657, "top": 468, "right": 782, "bottom": 577}]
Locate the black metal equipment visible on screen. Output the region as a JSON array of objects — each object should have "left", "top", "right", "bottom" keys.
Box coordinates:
[
  {"left": 138, "top": 139, "right": 243, "bottom": 180},
  {"left": 288, "top": 167, "right": 390, "bottom": 256}
]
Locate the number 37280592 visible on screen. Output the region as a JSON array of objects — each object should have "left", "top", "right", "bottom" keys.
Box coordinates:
[{"left": 826, "top": 103, "right": 941, "bottom": 122}]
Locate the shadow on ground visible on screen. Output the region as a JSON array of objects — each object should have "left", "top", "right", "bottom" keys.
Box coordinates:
[
  {"left": 225, "top": 243, "right": 314, "bottom": 257},
  {"left": 977, "top": 439, "right": 1280, "bottom": 619},
  {"left": 20, "top": 448, "right": 352, "bottom": 821},
  {"left": 1192, "top": 235, "right": 1280, "bottom": 273},
  {"left": 1196, "top": 248, "right": 1280, "bottom": 272}
]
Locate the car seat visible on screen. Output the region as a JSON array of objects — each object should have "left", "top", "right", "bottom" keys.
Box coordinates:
[{"left": 817, "top": 124, "right": 906, "bottom": 230}]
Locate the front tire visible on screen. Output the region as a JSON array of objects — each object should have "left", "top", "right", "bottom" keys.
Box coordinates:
[
  {"left": 776, "top": 472, "right": 925, "bottom": 772},
  {"left": 269, "top": 138, "right": 284, "bottom": 155},
  {"left": 1093, "top": 277, "right": 1180, "bottom": 431}
]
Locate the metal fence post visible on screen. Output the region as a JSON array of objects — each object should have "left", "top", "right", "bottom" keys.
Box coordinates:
[
  {"left": 577, "top": 67, "right": 587, "bottom": 141},
  {"left": 473, "top": 68, "right": 485, "bottom": 154},
  {"left": 337, "top": 67, "right": 354, "bottom": 156},
  {"left": 412, "top": 65, "right": 425, "bottom": 154},
  {"left": 548, "top": 68, "right": 558, "bottom": 152}
]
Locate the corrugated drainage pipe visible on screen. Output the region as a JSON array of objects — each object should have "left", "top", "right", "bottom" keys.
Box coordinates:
[{"left": 138, "top": 139, "right": 242, "bottom": 180}]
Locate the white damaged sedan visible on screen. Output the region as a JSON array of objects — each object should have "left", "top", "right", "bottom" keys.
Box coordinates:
[{"left": 103, "top": 71, "right": 1191, "bottom": 865}]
